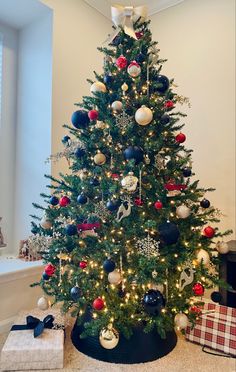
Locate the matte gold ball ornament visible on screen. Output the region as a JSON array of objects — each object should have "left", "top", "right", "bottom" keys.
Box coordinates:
[
  {"left": 135, "top": 105, "right": 153, "bottom": 126},
  {"left": 121, "top": 83, "right": 128, "bottom": 92},
  {"left": 196, "top": 249, "right": 210, "bottom": 266},
  {"left": 90, "top": 81, "right": 107, "bottom": 94},
  {"left": 94, "top": 152, "right": 106, "bottom": 165},
  {"left": 176, "top": 205, "right": 191, "bottom": 219},
  {"left": 108, "top": 270, "right": 122, "bottom": 285},
  {"left": 99, "top": 324, "right": 119, "bottom": 349}
]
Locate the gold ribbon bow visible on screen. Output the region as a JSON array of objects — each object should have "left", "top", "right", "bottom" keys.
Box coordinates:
[{"left": 104, "top": 4, "right": 148, "bottom": 44}]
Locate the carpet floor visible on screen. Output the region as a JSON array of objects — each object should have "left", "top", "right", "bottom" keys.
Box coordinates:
[{"left": 0, "top": 328, "right": 235, "bottom": 372}]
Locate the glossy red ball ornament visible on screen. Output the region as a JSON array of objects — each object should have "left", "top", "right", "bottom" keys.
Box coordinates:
[
  {"left": 93, "top": 297, "right": 104, "bottom": 311},
  {"left": 175, "top": 133, "right": 186, "bottom": 143},
  {"left": 44, "top": 263, "right": 56, "bottom": 276},
  {"left": 59, "top": 195, "right": 71, "bottom": 207},
  {"left": 154, "top": 200, "right": 163, "bottom": 210},
  {"left": 88, "top": 110, "right": 98, "bottom": 121},
  {"left": 164, "top": 100, "right": 174, "bottom": 109},
  {"left": 192, "top": 282, "right": 204, "bottom": 296},
  {"left": 116, "top": 55, "right": 128, "bottom": 69},
  {"left": 135, "top": 31, "right": 143, "bottom": 39},
  {"left": 79, "top": 261, "right": 87, "bottom": 269},
  {"left": 203, "top": 226, "right": 215, "bottom": 238},
  {"left": 111, "top": 173, "right": 120, "bottom": 180}
]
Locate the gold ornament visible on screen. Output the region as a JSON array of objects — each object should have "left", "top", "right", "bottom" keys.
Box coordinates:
[
  {"left": 196, "top": 249, "right": 210, "bottom": 266},
  {"left": 40, "top": 214, "right": 52, "bottom": 229},
  {"left": 216, "top": 241, "right": 229, "bottom": 254},
  {"left": 121, "top": 83, "right": 128, "bottom": 92},
  {"left": 37, "top": 296, "right": 50, "bottom": 310},
  {"left": 90, "top": 81, "right": 107, "bottom": 93},
  {"left": 121, "top": 172, "right": 138, "bottom": 192},
  {"left": 94, "top": 152, "right": 106, "bottom": 165},
  {"left": 135, "top": 105, "right": 153, "bottom": 126},
  {"left": 99, "top": 324, "right": 119, "bottom": 349},
  {"left": 108, "top": 270, "right": 121, "bottom": 285}
]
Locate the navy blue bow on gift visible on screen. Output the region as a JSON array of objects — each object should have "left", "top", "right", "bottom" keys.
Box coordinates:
[{"left": 11, "top": 315, "right": 54, "bottom": 338}]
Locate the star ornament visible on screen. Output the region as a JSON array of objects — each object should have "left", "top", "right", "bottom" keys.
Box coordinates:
[{"left": 136, "top": 233, "right": 160, "bottom": 258}]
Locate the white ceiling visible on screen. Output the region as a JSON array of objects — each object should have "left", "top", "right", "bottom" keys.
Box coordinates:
[
  {"left": 83, "top": 0, "right": 184, "bottom": 19},
  {"left": 0, "top": 0, "right": 51, "bottom": 29}
]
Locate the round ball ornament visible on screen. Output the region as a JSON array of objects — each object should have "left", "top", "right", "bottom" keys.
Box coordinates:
[
  {"left": 70, "top": 286, "right": 81, "bottom": 301},
  {"left": 116, "top": 55, "right": 127, "bottom": 69},
  {"left": 121, "top": 83, "right": 128, "bottom": 92},
  {"left": 79, "top": 261, "right": 87, "bottom": 269},
  {"left": 74, "top": 147, "right": 85, "bottom": 158},
  {"left": 203, "top": 226, "right": 215, "bottom": 238},
  {"left": 106, "top": 199, "right": 120, "bottom": 212},
  {"left": 103, "top": 259, "right": 116, "bottom": 273},
  {"left": 164, "top": 100, "right": 174, "bottom": 109},
  {"left": 94, "top": 152, "right": 106, "bottom": 165},
  {"left": 158, "top": 221, "right": 180, "bottom": 245},
  {"left": 127, "top": 61, "right": 141, "bottom": 77},
  {"left": 88, "top": 109, "right": 99, "bottom": 121},
  {"left": 111, "top": 100, "right": 123, "bottom": 112},
  {"left": 59, "top": 196, "right": 71, "bottom": 207},
  {"left": 37, "top": 296, "right": 49, "bottom": 310},
  {"left": 176, "top": 205, "right": 191, "bottom": 219},
  {"left": 196, "top": 249, "right": 210, "bottom": 266},
  {"left": 65, "top": 224, "right": 78, "bottom": 236},
  {"left": 77, "top": 193, "right": 88, "bottom": 204},
  {"left": 44, "top": 263, "right": 56, "bottom": 276},
  {"left": 136, "top": 53, "right": 145, "bottom": 63},
  {"left": 211, "top": 291, "right": 222, "bottom": 303},
  {"left": 174, "top": 313, "right": 189, "bottom": 330},
  {"left": 124, "top": 146, "right": 144, "bottom": 164},
  {"left": 71, "top": 110, "right": 90, "bottom": 129},
  {"left": 49, "top": 196, "right": 59, "bottom": 206},
  {"left": 154, "top": 200, "right": 163, "bottom": 210},
  {"left": 134, "top": 197, "right": 143, "bottom": 206},
  {"left": 175, "top": 132, "right": 186, "bottom": 143},
  {"left": 99, "top": 325, "right": 119, "bottom": 349},
  {"left": 42, "top": 272, "right": 50, "bottom": 281},
  {"left": 108, "top": 270, "right": 122, "bottom": 285},
  {"left": 90, "top": 81, "right": 107, "bottom": 94},
  {"left": 154, "top": 74, "right": 170, "bottom": 94},
  {"left": 90, "top": 177, "right": 100, "bottom": 187},
  {"left": 200, "top": 199, "right": 210, "bottom": 208},
  {"left": 216, "top": 241, "right": 229, "bottom": 254},
  {"left": 192, "top": 282, "right": 204, "bottom": 296},
  {"left": 135, "top": 105, "right": 153, "bottom": 126},
  {"left": 40, "top": 215, "right": 52, "bottom": 230},
  {"left": 160, "top": 114, "right": 170, "bottom": 125},
  {"left": 93, "top": 297, "right": 104, "bottom": 311},
  {"left": 182, "top": 167, "right": 192, "bottom": 177},
  {"left": 104, "top": 74, "right": 113, "bottom": 84},
  {"left": 62, "top": 135, "right": 70, "bottom": 145},
  {"left": 121, "top": 172, "right": 138, "bottom": 192},
  {"left": 143, "top": 289, "right": 165, "bottom": 315}
]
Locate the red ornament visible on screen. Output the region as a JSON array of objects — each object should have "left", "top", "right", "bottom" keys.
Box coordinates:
[
  {"left": 44, "top": 263, "right": 56, "bottom": 276},
  {"left": 135, "top": 31, "right": 143, "bottom": 39},
  {"left": 77, "top": 222, "right": 100, "bottom": 231},
  {"left": 164, "top": 100, "right": 174, "bottom": 109},
  {"left": 154, "top": 200, "right": 163, "bottom": 209},
  {"left": 88, "top": 110, "right": 98, "bottom": 121},
  {"left": 92, "top": 297, "right": 104, "bottom": 311},
  {"left": 116, "top": 55, "right": 128, "bottom": 69},
  {"left": 111, "top": 173, "right": 120, "bottom": 180},
  {"left": 192, "top": 282, "right": 204, "bottom": 296},
  {"left": 175, "top": 133, "right": 186, "bottom": 143},
  {"left": 79, "top": 261, "right": 87, "bottom": 269},
  {"left": 134, "top": 197, "right": 143, "bottom": 206},
  {"left": 189, "top": 305, "right": 202, "bottom": 315},
  {"left": 203, "top": 226, "right": 215, "bottom": 238},
  {"left": 59, "top": 195, "right": 71, "bottom": 207},
  {"left": 164, "top": 182, "right": 187, "bottom": 191}
]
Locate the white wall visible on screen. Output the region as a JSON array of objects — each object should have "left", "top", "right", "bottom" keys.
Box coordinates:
[
  {"left": 0, "top": 22, "right": 18, "bottom": 252},
  {"left": 13, "top": 11, "right": 53, "bottom": 251},
  {"left": 150, "top": 0, "right": 235, "bottom": 236}
]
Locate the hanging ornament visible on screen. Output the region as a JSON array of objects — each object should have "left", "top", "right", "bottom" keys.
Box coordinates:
[
  {"left": 174, "top": 313, "right": 189, "bottom": 330},
  {"left": 90, "top": 81, "right": 107, "bottom": 93},
  {"left": 116, "top": 198, "right": 133, "bottom": 222},
  {"left": 65, "top": 224, "right": 78, "bottom": 236},
  {"left": 127, "top": 61, "right": 141, "bottom": 77},
  {"left": 70, "top": 286, "right": 81, "bottom": 301},
  {"left": 160, "top": 114, "right": 170, "bottom": 125},
  {"left": 90, "top": 177, "right": 100, "bottom": 186},
  {"left": 49, "top": 196, "right": 59, "bottom": 206},
  {"left": 121, "top": 172, "right": 138, "bottom": 192},
  {"left": 121, "top": 82, "right": 128, "bottom": 93},
  {"left": 142, "top": 289, "right": 165, "bottom": 315},
  {"left": 211, "top": 291, "right": 222, "bottom": 303},
  {"left": 136, "top": 232, "right": 160, "bottom": 258},
  {"left": 136, "top": 53, "right": 145, "bottom": 63},
  {"left": 99, "top": 324, "right": 119, "bottom": 349},
  {"left": 111, "top": 100, "right": 123, "bottom": 112},
  {"left": 93, "top": 297, "right": 104, "bottom": 311},
  {"left": 59, "top": 196, "right": 71, "bottom": 207},
  {"left": 77, "top": 193, "right": 88, "bottom": 204},
  {"left": 88, "top": 109, "right": 99, "bottom": 121},
  {"left": 104, "top": 74, "right": 113, "bottom": 84},
  {"left": 115, "top": 111, "right": 133, "bottom": 131},
  {"left": 154, "top": 200, "right": 163, "bottom": 210},
  {"left": 135, "top": 105, "right": 153, "bottom": 126},
  {"left": 179, "top": 262, "right": 195, "bottom": 291},
  {"left": 203, "top": 226, "right": 215, "bottom": 238},
  {"left": 192, "top": 282, "right": 204, "bottom": 296},
  {"left": 152, "top": 283, "right": 164, "bottom": 293},
  {"left": 135, "top": 31, "right": 143, "bottom": 39},
  {"left": 44, "top": 263, "right": 56, "bottom": 276},
  {"left": 94, "top": 200, "right": 110, "bottom": 221},
  {"left": 182, "top": 167, "right": 192, "bottom": 177},
  {"left": 40, "top": 214, "right": 52, "bottom": 230},
  {"left": 37, "top": 296, "right": 50, "bottom": 310},
  {"left": 116, "top": 55, "right": 128, "bottom": 69},
  {"left": 200, "top": 199, "right": 210, "bottom": 208},
  {"left": 152, "top": 270, "right": 158, "bottom": 279},
  {"left": 189, "top": 305, "right": 202, "bottom": 315},
  {"left": 154, "top": 75, "right": 169, "bottom": 94},
  {"left": 77, "top": 169, "right": 88, "bottom": 180},
  {"left": 134, "top": 197, "right": 143, "bottom": 206},
  {"left": 106, "top": 199, "right": 120, "bottom": 212},
  {"left": 176, "top": 205, "right": 191, "bottom": 219},
  {"left": 144, "top": 154, "right": 151, "bottom": 164},
  {"left": 124, "top": 146, "right": 144, "bottom": 164},
  {"left": 79, "top": 261, "right": 87, "bottom": 269},
  {"left": 61, "top": 135, "right": 71, "bottom": 145},
  {"left": 158, "top": 221, "right": 180, "bottom": 245},
  {"left": 108, "top": 270, "right": 122, "bottom": 285},
  {"left": 42, "top": 272, "right": 50, "bottom": 280},
  {"left": 94, "top": 152, "right": 106, "bottom": 165},
  {"left": 175, "top": 132, "right": 186, "bottom": 143},
  {"left": 71, "top": 110, "right": 90, "bottom": 129},
  {"left": 74, "top": 147, "right": 85, "bottom": 158},
  {"left": 164, "top": 100, "right": 174, "bottom": 109},
  {"left": 196, "top": 249, "right": 210, "bottom": 266},
  {"left": 95, "top": 121, "right": 107, "bottom": 130},
  {"left": 216, "top": 241, "right": 229, "bottom": 254},
  {"left": 154, "top": 154, "right": 165, "bottom": 171},
  {"left": 103, "top": 259, "right": 116, "bottom": 273}
]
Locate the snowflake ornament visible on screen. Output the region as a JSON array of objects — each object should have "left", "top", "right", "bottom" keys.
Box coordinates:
[
  {"left": 154, "top": 154, "right": 165, "bottom": 171},
  {"left": 115, "top": 111, "right": 133, "bottom": 131},
  {"left": 93, "top": 201, "right": 110, "bottom": 221},
  {"left": 136, "top": 233, "right": 160, "bottom": 258}
]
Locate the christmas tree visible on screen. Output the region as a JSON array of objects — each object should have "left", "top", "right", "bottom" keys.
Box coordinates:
[{"left": 31, "top": 5, "right": 232, "bottom": 361}]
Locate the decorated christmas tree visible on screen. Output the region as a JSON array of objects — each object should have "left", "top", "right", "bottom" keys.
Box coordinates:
[{"left": 31, "top": 5, "right": 232, "bottom": 363}]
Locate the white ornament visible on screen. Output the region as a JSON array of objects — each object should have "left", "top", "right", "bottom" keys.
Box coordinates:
[
  {"left": 121, "top": 172, "right": 138, "bottom": 192},
  {"left": 99, "top": 324, "right": 119, "bottom": 349},
  {"left": 116, "top": 199, "right": 133, "bottom": 222},
  {"left": 37, "top": 296, "right": 49, "bottom": 310},
  {"left": 176, "top": 205, "right": 191, "bottom": 219},
  {"left": 216, "top": 241, "right": 229, "bottom": 254},
  {"left": 179, "top": 263, "right": 195, "bottom": 291},
  {"left": 111, "top": 101, "right": 123, "bottom": 112},
  {"left": 40, "top": 214, "right": 52, "bottom": 229},
  {"left": 90, "top": 81, "right": 107, "bottom": 94},
  {"left": 196, "top": 249, "right": 210, "bottom": 266},
  {"left": 127, "top": 61, "right": 141, "bottom": 78},
  {"left": 108, "top": 270, "right": 122, "bottom": 285},
  {"left": 135, "top": 105, "right": 153, "bottom": 126},
  {"left": 136, "top": 233, "right": 160, "bottom": 258},
  {"left": 174, "top": 313, "right": 189, "bottom": 330}
]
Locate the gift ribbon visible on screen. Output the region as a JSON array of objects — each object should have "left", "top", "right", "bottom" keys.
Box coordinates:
[
  {"left": 104, "top": 4, "right": 147, "bottom": 44},
  {"left": 11, "top": 315, "right": 54, "bottom": 338}
]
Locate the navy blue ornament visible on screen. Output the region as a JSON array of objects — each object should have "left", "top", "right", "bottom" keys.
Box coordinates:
[
  {"left": 104, "top": 75, "right": 113, "bottom": 84},
  {"left": 136, "top": 53, "right": 145, "bottom": 63},
  {"left": 42, "top": 272, "right": 50, "bottom": 281},
  {"left": 74, "top": 147, "right": 85, "bottom": 158},
  {"left": 62, "top": 135, "right": 71, "bottom": 145},
  {"left": 182, "top": 167, "right": 192, "bottom": 177},
  {"left": 103, "top": 259, "right": 116, "bottom": 273},
  {"left": 118, "top": 288, "right": 126, "bottom": 298},
  {"left": 70, "top": 286, "right": 81, "bottom": 301},
  {"left": 90, "top": 178, "right": 100, "bottom": 186},
  {"left": 200, "top": 199, "right": 210, "bottom": 208},
  {"left": 71, "top": 110, "right": 90, "bottom": 129},
  {"left": 49, "top": 196, "right": 59, "bottom": 206},
  {"left": 154, "top": 75, "right": 169, "bottom": 94},
  {"left": 158, "top": 221, "right": 180, "bottom": 245},
  {"left": 77, "top": 193, "right": 88, "bottom": 204},
  {"left": 124, "top": 146, "right": 144, "bottom": 165},
  {"left": 160, "top": 114, "right": 170, "bottom": 125},
  {"left": 211, "top": 291, "right": 222, "bottom": 303},
  {"left": 143, "top": 289, "right": 165, "bottom": 315},
  {"left": 106, "top": 199, "right": 120, "bottom": 212},
  {"left": 111, "top": 36, "right": 122, "bottom": 46},
  {"left": 65, "top": 224, "right": 78, "bottom": 236}
]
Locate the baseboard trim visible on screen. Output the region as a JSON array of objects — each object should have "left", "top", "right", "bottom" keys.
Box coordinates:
[{"left": 0, "top": 316, "right": 16, "bottom": 334}]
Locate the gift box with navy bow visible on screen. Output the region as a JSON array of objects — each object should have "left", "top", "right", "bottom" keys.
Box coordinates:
[{"left": 0, "top": 308, "right": 64, "bottom": 371}]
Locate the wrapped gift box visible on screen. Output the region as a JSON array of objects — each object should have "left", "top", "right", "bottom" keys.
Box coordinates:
[
  {"left": 186, "top": 302, "right": 236, "bottom": 356},
  {"left": 1, "top": 308, "right": 64, "bottom": 370}
]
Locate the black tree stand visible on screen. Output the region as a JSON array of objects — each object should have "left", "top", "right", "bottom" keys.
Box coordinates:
[{"left": 71, "top": 310, "right": 177, "bottom": 364}]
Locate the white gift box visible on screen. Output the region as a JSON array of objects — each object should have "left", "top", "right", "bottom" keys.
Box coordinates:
[{"left": 1, "top": 308, "right": 64, "bottom": 370}]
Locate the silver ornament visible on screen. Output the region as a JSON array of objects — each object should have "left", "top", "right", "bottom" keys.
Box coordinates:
[
  {"left": 115, "top": 111, "right": 133, "bottom": 131},
  {"left": 99, "top": 324, "right": 119, "bottom": 349},
  {"left": 136, "top": 233, "right": 160, "bottom": 258},
  {"left": 176, "top": 205, "right": 191, "bottom": 219},
  {"left": 116, "top": 199, "right": 133, "bottom": 222}
]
